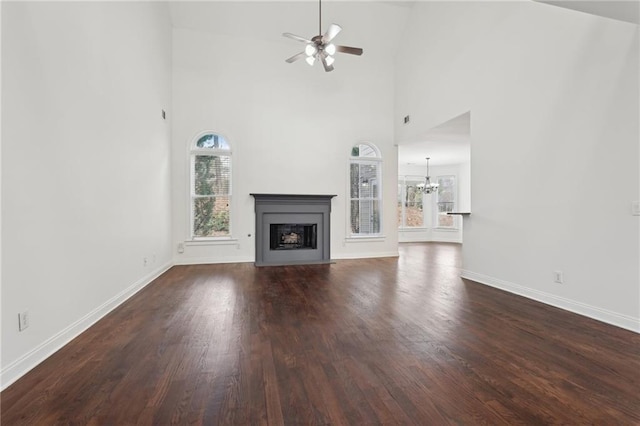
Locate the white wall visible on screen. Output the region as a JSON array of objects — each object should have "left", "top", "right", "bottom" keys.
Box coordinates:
[
  {"left": 171, "top": 2, "right": 405, "bottom": 264},
  {"left": 396, "top": 2, "right": 639, "bottom": 331},
  {"left": 1, "top": 2, "right": 173, "bottom": 388}
]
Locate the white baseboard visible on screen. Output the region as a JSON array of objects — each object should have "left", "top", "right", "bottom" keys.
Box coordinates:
[
  {"left": 399, "top": 235, "right": 430, "bottom": 243},
  {"left": 398, "top": 231, "right": 462, "bottom": 244},
  {"left": 173, "top": 256, "right": 254, "bottom": 265},
  {"left": 430, "top": 236, "right": 462, "bottom": 244},
  {"left": 461, "top": 270, "right": 640, "bottom": 333},
  {"left": 333, "top": 251, "right": 399, "bottom": 260},
  {"left": 0, "top": 261, "right": 173, "bottom": 391},
  {"left": 175, "top": 253, "right": 402, "bottom": 264}
]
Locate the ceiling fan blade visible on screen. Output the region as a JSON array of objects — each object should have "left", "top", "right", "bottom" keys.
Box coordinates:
[
  {"left": 336, "top": 45, "right": 363, "bottom": 56},
  {"left": 283, "top": 32, "right": 313, "bottom": 44},
  {"left": 322, "top": 23, "right": 342, "bottom": 43},
  {"left": 285, "top": 52, "right": 306, "bottom": 63},
  {"left": 321, "top": 56, "right": 334, "bottom": 72}
]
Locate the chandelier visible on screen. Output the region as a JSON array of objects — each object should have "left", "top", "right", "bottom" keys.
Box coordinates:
[{"left": 418, "top": 157, "right": 439, "bottom": 194}]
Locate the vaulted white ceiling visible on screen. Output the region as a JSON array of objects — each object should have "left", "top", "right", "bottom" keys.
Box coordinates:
[
  {"left": 169, "top": 1, "right": 638, "bottom": 41},
  {"left": 168, "top": 1, "right": 637, "bottom": 166},
  {"left": 169, "top": 1, "right": 412, "bottom": 55},
  {"left": 535, "top": 0, "right": 639, "bottom": 25}
]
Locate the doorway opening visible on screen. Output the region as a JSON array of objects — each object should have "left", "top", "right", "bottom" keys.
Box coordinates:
[{"left": 397, "top": 111, "right": 471, "bottom": 244}]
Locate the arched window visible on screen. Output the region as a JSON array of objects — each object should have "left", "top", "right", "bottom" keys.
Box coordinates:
[
  {"left": 349, "top": 143, "right": 382, "bottom": 235},
  {"left": 190, "top": 133, "right": 232, "bottom": 238}
]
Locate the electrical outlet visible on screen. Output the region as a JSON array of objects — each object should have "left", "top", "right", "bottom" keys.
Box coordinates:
[
  {"left": 18, "top": 311, "right": 29, "bottom": 331},
  {"left": 143, "top": 257, "right": 148, "bottom": 267},
  {"left": 177, "top": 243, "right": 184, "bottom": 254},
  {"left": 632, "top": 201, "right": 640, "bottom": 216},
  {"left": 554, "top": 271, "right": 564, "bottom": 284}
]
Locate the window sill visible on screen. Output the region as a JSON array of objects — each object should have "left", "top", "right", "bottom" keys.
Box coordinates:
[
  {"left": 433, "top": 227, "right": 459, "bottom": 232},
  {"left": 398, "top": 227, "right": 429, "bottom": 232},
  {"left": 345, "top": 235, "right": 386, "bottom": 243},
  {"left": 186, "top": 238, "right": 238, "bottom": 246}
]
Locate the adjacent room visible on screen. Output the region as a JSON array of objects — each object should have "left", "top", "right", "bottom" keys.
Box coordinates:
[{"left": 2, "top": 0, "right": 639, "bottom": 423}]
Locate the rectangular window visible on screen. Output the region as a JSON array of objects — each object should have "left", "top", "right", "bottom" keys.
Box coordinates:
[
  {"left": 398, "top": 176, "right": 425, "bottom": 228},
  {"left": 192, "top": 154, "right": 231, "bottom": 237},
  {"left": 435, "top": 175, "right": 456, "bottom": 228},
  {"left": 350, "top": 161, "right": 381, "bottom": 235}
]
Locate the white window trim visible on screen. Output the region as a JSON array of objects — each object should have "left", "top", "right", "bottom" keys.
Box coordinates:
[
  {"left": 187, "top": 131, "right": 234, "bottom": 242},
  {"left": 347, "top": 143, "right": 384, "bottom": 239},
  {"left": 185, "top": 238, "right": 238, "bottom": 246},
  {"left": 344, "top": 236, "right": 388, "bottom": 242}
]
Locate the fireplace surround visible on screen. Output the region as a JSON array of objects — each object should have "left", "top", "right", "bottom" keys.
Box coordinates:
[{"left": 251, "top": 194, "right": 335, "bottom": 266}]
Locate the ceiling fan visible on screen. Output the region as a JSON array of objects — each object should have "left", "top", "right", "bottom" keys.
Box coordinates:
[{"left": 283, "top": 0, "right": 363, "bottom": 72}]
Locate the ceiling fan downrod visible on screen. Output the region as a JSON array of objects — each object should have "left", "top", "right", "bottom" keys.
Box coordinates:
[
  {"left": 319, "top": 0, "right": 322, "bottom": 37},
  {"left": 318, "top": 0, "right": 322, "bottom": 34}
]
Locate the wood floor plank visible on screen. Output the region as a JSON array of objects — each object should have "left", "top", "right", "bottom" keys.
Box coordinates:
[{"left": 2, "top": 242, "right": 639, "bottom": 424}]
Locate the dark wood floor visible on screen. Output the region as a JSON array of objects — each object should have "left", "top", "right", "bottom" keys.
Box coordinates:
[{"left": 2, "top": 243, "right": 639, "bottom": 424}]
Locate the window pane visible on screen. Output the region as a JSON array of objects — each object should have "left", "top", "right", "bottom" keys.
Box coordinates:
[
  {"left": 351, "top": 199, "right": 380, "bottom": 234},
  {"left": 439, "top": 191, "right": 454, "bottom": 203},
  {"left": 196, "top": 133, "right": 230, "bottom": 149},
  {"left": 436, "top": 175, "right": 455, "bottom": 228},
  {"left": 406, "top": 181, "right": 423, "bottom": 203},
  {"left": 194, "top": 155, "right": 230, "bottom": 196},
  {"left": 193, "top": 196, "right": 230, "bottom": 237},
  {"left": 438, "top": 202, "right": 454, "bottom": 213},
  {"left": 362, "top": 164, "right": 378, "bottom": 199},
  {"left": 438, "top": 213, "right": 454, "bottom": 227},
  {"left": 350, "top": 163, "right": 360, "bottom": 198},
  {"left": 350, "top": 162, "right": 378, "bottom": 199},
  {"left": 351, "top": 143, "right": 378, "bottom": 158},
  {"left": 405, "top": 202, "right": 424, "bottom": 227},
  {"left": 397, "top": 177, "right": 425, "bottom": 228},
  {"left": 350, "top": 200, "right": 359, "bottom": 233},
  {"left": 437, "top": 176, "right": 455, "bottom": 202},
  {"left": 372, "top": 200, "right": 381, "bottom": 233}
]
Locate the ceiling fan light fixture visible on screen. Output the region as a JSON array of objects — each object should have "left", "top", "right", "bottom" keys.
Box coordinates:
[
  {"left": 305, "top": 44, "right": 317, "bottom": 57},
  {"left": 325, "top": 55, "right": 335, "bottom": 66},
  {"left": 325, "top": 43, "right": 336, "bottom": 56},
  {"left": 305, "top": 55, "right": 316, "bottom": 66}
]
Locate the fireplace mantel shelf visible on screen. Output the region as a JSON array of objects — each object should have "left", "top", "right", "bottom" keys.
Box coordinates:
[{"left": 251, "top": 193, "right": 337, "bottom": 200}]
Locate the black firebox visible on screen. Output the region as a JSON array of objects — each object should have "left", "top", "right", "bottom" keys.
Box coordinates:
[{"left": 269, "top": 223, "right": 317, "bottom": 250}]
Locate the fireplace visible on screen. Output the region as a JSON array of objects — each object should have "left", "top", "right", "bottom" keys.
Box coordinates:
[
  {"left": 251, "top": 194, "right": 335, "bottom": 266},
  {"left": 270, "top": 224, "right": 317, "bottom": 250}
]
